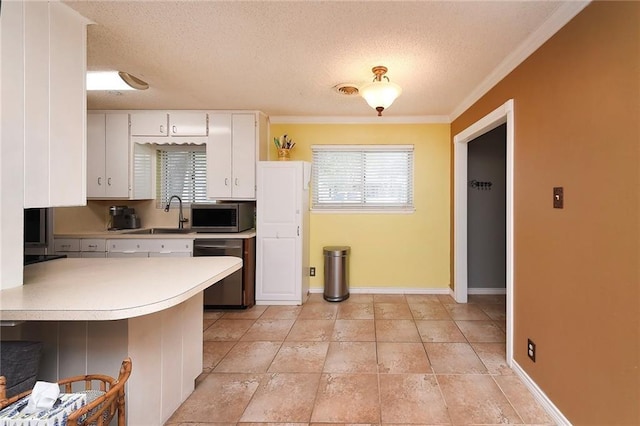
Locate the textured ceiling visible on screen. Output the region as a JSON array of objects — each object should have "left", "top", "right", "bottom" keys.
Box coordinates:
[{"left": 63, "top": 1, "right": 582, "bottom": 119}]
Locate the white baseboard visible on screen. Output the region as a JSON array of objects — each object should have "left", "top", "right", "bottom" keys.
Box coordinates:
[
  {"left": 511, "top": 361, "right": 572, "bottom": 425},
  {"left": 468, "top": 287, "right": 507, "bottom": 295},
  {"left": 308, "top": 287, "right": 451, "bottom": 295}
]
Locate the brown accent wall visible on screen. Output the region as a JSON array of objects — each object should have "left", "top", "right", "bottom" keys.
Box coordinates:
[{"left": 451, "top": 2, "right": 639, "bottom": 423}]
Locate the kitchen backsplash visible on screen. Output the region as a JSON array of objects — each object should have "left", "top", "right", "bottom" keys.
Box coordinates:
[{"left": 54, "top": 200, "right": 187, "bottom": 233}]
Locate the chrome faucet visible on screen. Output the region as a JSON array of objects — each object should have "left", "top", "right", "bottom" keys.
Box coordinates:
[{"left": 164, "top": 195, "right": 189, "bottom": 229}]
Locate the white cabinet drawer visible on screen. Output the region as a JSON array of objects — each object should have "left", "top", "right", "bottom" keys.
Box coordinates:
[
  {"left": 147, "top": 239, "right": 193, "bottom": 254},
  {"left": 81, "top": 239, "right": 106, "bottom": 252},
  {"left": 107, "top": 239, "right": 150, "bottom": 253},
  {"left": 54, "top": 238, "right": 80, "bottom": 252}
]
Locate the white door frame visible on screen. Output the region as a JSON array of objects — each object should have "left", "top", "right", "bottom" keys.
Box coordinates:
[{"left": 453, "top": 99, "right": 514, "bottom": 365}]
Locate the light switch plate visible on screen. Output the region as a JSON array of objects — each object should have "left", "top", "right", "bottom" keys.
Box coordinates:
[{"left": 553, "top": 187, "right": 564, "bottom": 209}]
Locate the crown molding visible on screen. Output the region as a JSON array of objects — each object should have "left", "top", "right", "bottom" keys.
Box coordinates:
[
  {"left": 449, "top": 0, "right": 591, "bottom": 122},
  {"left": 269, "top": 115, "right": 450, "bottom": 124}
]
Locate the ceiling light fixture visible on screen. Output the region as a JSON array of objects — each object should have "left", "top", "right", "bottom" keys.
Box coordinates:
[
  {"left": 86, "top": 71, "right": 149, "bottom": 91},
  {"left": 359, "top": 66, "right": 402, "bottom": 116}
]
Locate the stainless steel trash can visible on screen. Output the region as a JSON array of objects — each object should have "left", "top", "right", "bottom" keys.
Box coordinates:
[{"left": 323, "top": 246, "right": 350, "bottom": 302}]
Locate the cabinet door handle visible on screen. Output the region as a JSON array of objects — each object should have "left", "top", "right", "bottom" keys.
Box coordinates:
[
  {"left": 235, "top": 178, "right": 238, "bottom": 186},
  {"left": 172, "top": 125, "right": 177, "bottom": 134},
  {"left": 97, "top": 177, "right": 102, "bottom": 186},
  {"left": 88, "top": 244, "right": 97, "bottom": 249},
  {"left": 225, "top": 178, "right": 229, "bottom": 186},
  {"left": 107, "top": 177, "right": 112, "bottom": 186},
  {"left": 297, "top": 226, "right": 300, "bottom": 236},
  {"left": 160, "top": 125, "right": 164, "bottom": 134}
]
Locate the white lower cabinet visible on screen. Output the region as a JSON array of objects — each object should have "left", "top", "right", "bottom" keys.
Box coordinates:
[
  {"left": 55, "top": 238, "right": 106, "bottom": 258},
  {"left": 107, "top": 239, "right": 192, "bottom": 258}
]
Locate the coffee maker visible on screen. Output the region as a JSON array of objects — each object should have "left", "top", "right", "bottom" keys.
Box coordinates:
[{"left": 109, "top": 205, "right": 141, "bottom": 230}]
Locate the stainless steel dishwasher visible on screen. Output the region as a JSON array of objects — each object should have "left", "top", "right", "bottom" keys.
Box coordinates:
[{"left": 194, "top": 238, "right": 255, "bottom": 309}]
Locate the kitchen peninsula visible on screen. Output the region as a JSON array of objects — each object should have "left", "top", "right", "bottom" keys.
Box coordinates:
[{"left": 0, "top": 256, "right": 242, "bottom": 424}]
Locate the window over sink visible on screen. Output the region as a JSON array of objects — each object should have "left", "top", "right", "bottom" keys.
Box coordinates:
[{"left": 156, "top": 146, "right": 207, "bottom": 207}]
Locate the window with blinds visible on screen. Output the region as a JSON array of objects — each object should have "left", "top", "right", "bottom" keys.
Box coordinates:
[
  {"left": 311, "top": 145, "right": 414, "bottom": 211},
  {"left": 156, "top": 146, "right": 207, "bottom": 207}
]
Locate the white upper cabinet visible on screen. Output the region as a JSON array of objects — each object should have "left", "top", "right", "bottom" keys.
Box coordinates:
[
  {"left": 22, "top": 1, "right": 89, "bottom": 207},
  {"left": 130, "top": 112, "right": 169, "bottom": 137},
  {"left": 207, "top": 112, "right": 264, "bottom": 200},
  {"left": 87, "top": 113, "right": 130, "bottom": 198},
  {"left": 87, "top": 112, "right": 153, "bottom": 200},
  {"left": 169, "top": 112, "right": 208, "bottom": 136},
  {"left": 130, "top": 112, "right": 207, "bottom": 138}
]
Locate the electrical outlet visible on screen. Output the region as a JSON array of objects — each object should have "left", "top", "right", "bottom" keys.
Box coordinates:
[
  {"left": 527, "top": 339, "right": 536, "bottom": 362},
  {"left": 310, "top": 267, "right": 316, "bottom": 277}
]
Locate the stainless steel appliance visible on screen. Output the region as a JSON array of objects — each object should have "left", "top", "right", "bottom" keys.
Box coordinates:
[
  {"left": 109, "top": 205, "right": 141, "bottom": 230},
  {"left": 190, "top": 202, "right": 254, "bottom": 233},
  {"left": 194, "top": 238, "right": 255, "bottom": 309},
  {"left": 24, "top": 208, "right": 54, "bottom": 255}
]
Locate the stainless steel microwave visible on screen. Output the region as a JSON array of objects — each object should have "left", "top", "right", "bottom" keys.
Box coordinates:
[{"left": 190, "top": 202, "right": 255, "bottom": 233}]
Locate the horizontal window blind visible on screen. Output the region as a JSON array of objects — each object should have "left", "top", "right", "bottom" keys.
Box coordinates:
[
  {"left": 312, "top": 145, "right": 414, "bottom": 211},
  {"left": 156, "top": 146, "right": 207, "bottom": 207}
]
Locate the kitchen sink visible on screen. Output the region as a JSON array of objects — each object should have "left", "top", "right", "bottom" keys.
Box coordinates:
[{"left": 124, "top": 228, "right": 194, "bottom": 235}]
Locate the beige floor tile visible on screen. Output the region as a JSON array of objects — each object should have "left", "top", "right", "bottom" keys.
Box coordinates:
[
  {"left": 375, "top": 319, "right": 421, "bottom": 342},
  {"left": 379, "top": 374, "right": 450, "bottom": 424},
  {"left": 214, "top": 341, "right": 281, "bottom": 373},
  {"left": 374, "top": 302, "right": 413, "bottom": 319},
  {"left": 298, "top": 302, "right": 338, "bottom": 320},
  {"left": 332, "top": 319, "right": 376, "bottom": 341},
  {"left": 203, "top": 310, "right": 225, "bottom": 320},
  {"left": 405, "top": 294, "right": 442, "bottom": 304},
  {"left": 471, "top": 342, "right": 513, "bottom": 376},
  {"left": 443, "top": 303, "right": 491, "bottom": 320},
  {"left": 494, "top": 375, "right": 554, "bottom": 424},
  {"left": 415, "top": 320, "right": 467, "bottom": 343},
  {"left": 239, "top": 373, "right": 321, "bottom": 422},
  {"left": 424, "top": 343, "right": 488, "bottom": 374},
  {"left": 478, "top": 303, "right": 507, "bottom": 321},
  {"left": 494, "top": 318, "right": 507, "bottom": 332},
  {"left": 222, "top": 305, "right": 268, "bottom": 319},
  {"left": 377, "top": 342, "right": 431, "bottom": 374},
  {"left": 240, "top": 319, "right": 295, "bottom": 341},
  {"left": 310, "top": 373, "right": 380, "bottom": 423},
  {"left": 437, "top": 294, "right": 457, "bottom": 304},
  {"left": 409, "top": 302, "right": 451, "bottom": 320},
  {"left": 437, "top": 374, "right": 523, "bottom": 425},
  {"left": 260, "top": 305, "right": 303, "bottom": 320},
  {"left": 456, "top": 320, "right": 506, "bottom": 342},
  {"left": 342, "top": 293, "right": 374, "bottom": 303},
  {"left": 323, "top": 341, "right": 378, "bottom": 373},
  {"left": 305, "top": 293, "right": 325, "bottom": 303},
  {"left": 203, "top": 318, "right": 216, "bottom": 331},
  {"left": 166, "top": 373, "right": 262, "bottom": 423},
  {"left": 268, "top": 341, "right": 329, "bottom": 373},
  {"left": 373, "top": 294, "right": 407, "bottom": 303},
  {"left": 203, "top": 341, "right": 236, "bottom": 373},
  {"left": 337, "top": 302, "right": 374, "bottom": 319},
  {"left": 286, "top": 319, "right": 335, "bottom": 341},
  {"left": 203, "top": 319, "right": 255, "bottom": 341}
]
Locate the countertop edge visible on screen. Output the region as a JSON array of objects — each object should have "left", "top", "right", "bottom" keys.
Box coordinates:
[
  {"left": 0, "top": 258, "right": 243, "bottom": 321},
  {"left": 54, "top": 229, "right": 256, "bottom": 239}
]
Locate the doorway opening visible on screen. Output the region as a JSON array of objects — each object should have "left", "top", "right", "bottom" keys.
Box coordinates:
[{"left": 453, "top": 99, "right": 514, "bottom": 365}]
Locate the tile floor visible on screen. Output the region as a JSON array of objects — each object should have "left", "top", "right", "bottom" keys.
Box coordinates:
[{"left": 165, "top": 293, "right": 554, "bottom": 425}]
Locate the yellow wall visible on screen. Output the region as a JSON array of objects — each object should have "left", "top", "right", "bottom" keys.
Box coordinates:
[{"left": 269, "top": 123, "right": 450, "bottom": 290}]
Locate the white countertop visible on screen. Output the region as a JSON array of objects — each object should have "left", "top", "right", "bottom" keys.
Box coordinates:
[
  {"left": 55, "top": 229, "right": 256, "bottom": 239},
  {"left": 0, "top": 257, "right": 242, "bottom": 321}
]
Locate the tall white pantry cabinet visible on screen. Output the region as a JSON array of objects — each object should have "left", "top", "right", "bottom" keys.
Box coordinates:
[{"left": 256, "top": 161, "right": 311, "bottom": 305}]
